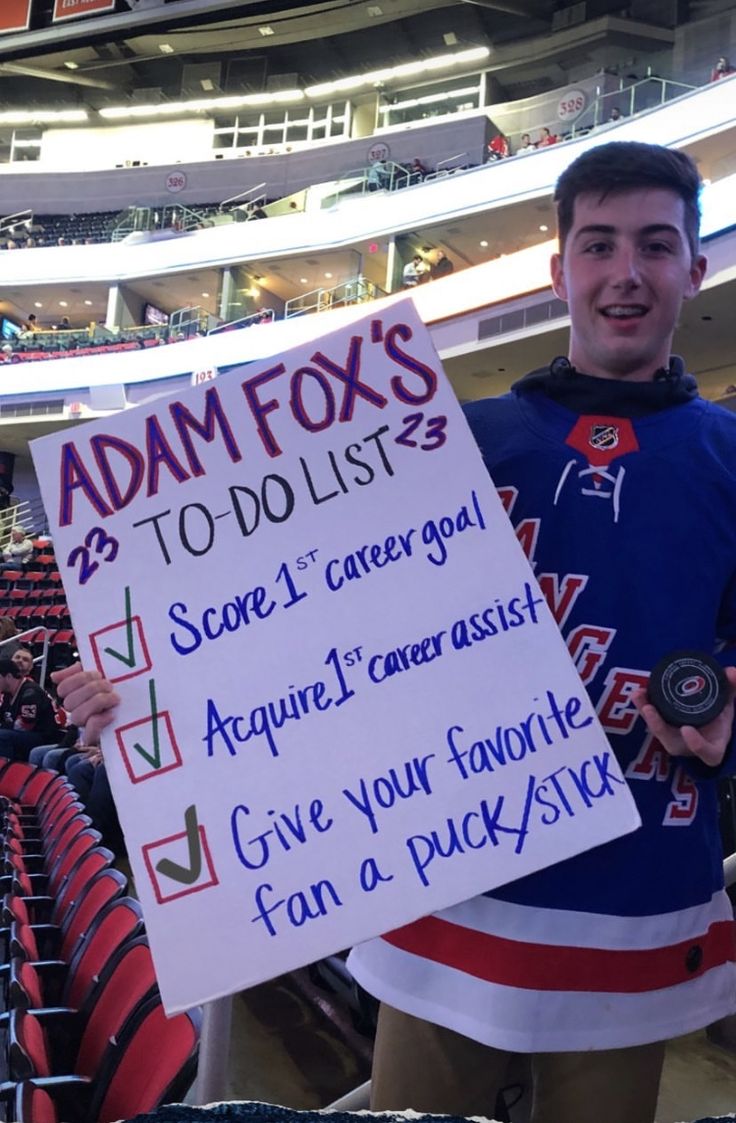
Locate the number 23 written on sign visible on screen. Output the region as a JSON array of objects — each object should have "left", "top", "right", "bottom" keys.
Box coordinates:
[{"left": 67, "top": 526, "right": 120, "bottom": 585}]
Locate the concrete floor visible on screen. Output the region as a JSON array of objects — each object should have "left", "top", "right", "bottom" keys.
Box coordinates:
[{"left": 223, "top": 974, "right": 736, "bottom": 1123}]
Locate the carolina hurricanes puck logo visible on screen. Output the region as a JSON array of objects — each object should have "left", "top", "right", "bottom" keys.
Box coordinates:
[
  {"left": 675, "top": 675, "right": 706, "bottom": 698},
  {"left": 589, "top": 424, "right": 619, "bottom": 450}
]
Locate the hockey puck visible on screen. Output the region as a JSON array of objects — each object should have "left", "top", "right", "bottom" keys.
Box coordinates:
[{"left": 648, "top": 650, "right": 729, "bottom": 728}]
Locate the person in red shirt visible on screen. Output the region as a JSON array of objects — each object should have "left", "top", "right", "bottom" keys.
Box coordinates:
[
  {"left": 487, "top": 134, "right": 509, "bottom": 161},
  {"left": 538, "top": 126, "right": 559, "bottom": 147}
]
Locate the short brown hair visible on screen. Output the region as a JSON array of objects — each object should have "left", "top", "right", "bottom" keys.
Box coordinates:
[{"left": 554, "top": 141, "right": 702, "bottom": 259}]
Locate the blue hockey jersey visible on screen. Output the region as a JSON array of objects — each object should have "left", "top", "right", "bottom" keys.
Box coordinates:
[{"left": 349, "top": 369, "right": 736, "bottom": 1051}]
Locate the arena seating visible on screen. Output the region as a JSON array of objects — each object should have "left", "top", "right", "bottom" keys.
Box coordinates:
[
  {"left": 0, "top": 760, "right": 201, "bottom": 1122},
  {"left": 0, "top": 539, "right": 76, "bottom": 666}
]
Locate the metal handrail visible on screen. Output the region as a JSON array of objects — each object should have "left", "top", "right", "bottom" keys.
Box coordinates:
[
  {"left": 285, "top": 274, "right": 385, "bottom": 318},
  {"left": 219, "top": 182, "right": 267, "bottom": 210},
  {"left": 208, "top": 309, "right": 275, "bottom": 335},
  {"left": 0, "top": 209, "right": 32, "bottom": 236},
  {"left": 506, "top": 74, "right": 699, "bottom": 149},
  {"left": 0, "top": 501, "right": 37, "bottom": 544}
]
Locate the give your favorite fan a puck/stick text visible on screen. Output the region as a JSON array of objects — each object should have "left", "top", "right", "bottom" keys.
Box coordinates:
[{"left": 648, "top": 650, "right": 729, "bottom": 728}]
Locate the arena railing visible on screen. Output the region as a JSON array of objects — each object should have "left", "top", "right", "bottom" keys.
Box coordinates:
[{"left": 284, "top": 275, "right": 386, "bottom": 318}]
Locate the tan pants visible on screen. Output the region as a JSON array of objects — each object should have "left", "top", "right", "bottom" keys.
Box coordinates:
[{"left": 371, "top": 1004, "right": 665, "bottom": 1123}]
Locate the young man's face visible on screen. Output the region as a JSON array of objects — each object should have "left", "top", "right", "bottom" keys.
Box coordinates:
[
  {"left": 550, "top": 188, "right": 706, "bottom": 381},
  {"left": 12, "top": 650, "right": 33, "bottom": 676}
]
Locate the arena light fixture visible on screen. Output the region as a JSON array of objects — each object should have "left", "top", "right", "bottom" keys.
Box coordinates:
[
  {"left": 378, "top": 85, "right": 479, "bottom": 113},
  {"left": 304, "top": 45, "right": 489, "bottom": 99},
  {"left": 99, "top": 90, "right": 304, "bottom": 119},
  {"left": 0, "top": 109, "right": 88, "bottom": 124}
]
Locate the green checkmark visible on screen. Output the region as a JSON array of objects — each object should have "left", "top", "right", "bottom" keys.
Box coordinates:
[
  {"left": 155, "top": 804, "right": 203, "bottom": 886},
  {"left": 133, "top": 678, "right": 161, "bottom": 770},
  {"left": 103, "top": 586, "right": 136, "bottom": 668}
]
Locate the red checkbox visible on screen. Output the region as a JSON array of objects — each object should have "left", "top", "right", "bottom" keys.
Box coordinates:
[
  {"left": 90, "top": 617, "right": 152, "bottom": 684},
  {"left": 115, "top": 710, "right": 182, "bottom": 784},
  {"left": 142, "top": 824, "right": 219, "bottom": 905}
]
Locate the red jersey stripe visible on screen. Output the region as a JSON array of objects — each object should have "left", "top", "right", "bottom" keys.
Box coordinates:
[{"left": 383, "top": 915, "right": 736, "bottom": 994}]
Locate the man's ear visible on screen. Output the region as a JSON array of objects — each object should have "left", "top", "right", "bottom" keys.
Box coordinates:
[
  {"left": 684, "top": 253, "right": 707, "bottom": 302},
  {"left": 550, "top": 252, "right": 567, "bottom": 301}
]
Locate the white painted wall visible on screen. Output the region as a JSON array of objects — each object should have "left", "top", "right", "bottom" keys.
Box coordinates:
[{"left": 41, "top": 119, "right": 215, "bottom": 171}]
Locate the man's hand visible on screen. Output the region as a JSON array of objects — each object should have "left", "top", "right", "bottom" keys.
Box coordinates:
[
  {"left": 633, "top": 666, "right": 736, "bottom": 768},
  {"left": 51, "top": 663, "right": 119, "bottom": 748}
]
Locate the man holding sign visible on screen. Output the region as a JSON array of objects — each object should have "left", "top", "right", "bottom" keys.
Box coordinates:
[
  {"left": 54, "top": 141, "right": 736, "bottom": 1122},
  {"left": 345, "top": 143, "right": 736, "bottom": 1121}
]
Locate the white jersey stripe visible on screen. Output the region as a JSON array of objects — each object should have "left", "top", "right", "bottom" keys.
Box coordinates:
[
  {"left": 431, "top": 889, "right": 733, "bottom": 951},
  {"left": 349, "top": 938, "right": 736, "bottom": 1052}
]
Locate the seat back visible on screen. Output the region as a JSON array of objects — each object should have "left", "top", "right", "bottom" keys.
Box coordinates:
[
  {"left": 13, "top": 1081, "right": 59, "bottom": 1123},
  {"left": 92, "top": 996, "right": 201, "bottom": 1123},
  {"left": 52, "top": 845, "right": 115, "bottom": 923},
  {"left": 0, "top": 763, "right": 54, "bottom": 804},
  {"left": 36, "top": 783, "right": 77, "bottom": 829},
  {"left": 59, "top": 867, "right": 128, "bottom": 961},
  {"left": 47, "top": 828, "right": 101, "bottom": 896},
  {"left": 9, "top": 958, "right": 45, "bottom": 1010},
  {"left": 44, "top": 812, "right": 93, "bottom": 869},
  {"left": 75, "top": 938, "right": 158, "bottom": 1074},
  {"left": 8, "top": 1009, "right": 53, "bottom": 1081},
  {"left": 10, "top": 920, "right": 41, "bottom": 961},
  {"left": 64, "top": 896, "right": 143, "bottom": 1007},
  {"left": 7, "top": 859, "right": 34, "bottom": 897},
  {"left": 41, "top": 800, "right": 86, "bottom": 846}
]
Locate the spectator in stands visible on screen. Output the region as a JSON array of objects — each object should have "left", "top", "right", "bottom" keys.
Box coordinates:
[
  {"left": 11, "top": 647, "right": 34, "bottom": 680},
  {"left": 487, "top": 134, "right": 509, "bottom": 161},
  {"left": 430, "top": 249, "right": 454, "bottom": 280},
  {"left": 409, "top": 158, "right": 429, "bottom": 183},
  {"left": 67, "top": 752, "right": 126, "bottom": 854},
  {"left": 23, "top": 314, "right": 39, "bottom": 332},
  {"left": 0, "top": 658, "right": 63, "bottom": 760},
  {"left": 516, "top": 133, "right": 535, "bottom": 155},
  {"left": 538, "top": 126, "right": 559, "bottom": 146},
  {"left": 0, "top": 618, "right": 20, "bottom": 658},
  {"left": 0, "top": 527, "right": 34, "bottom": 572},
  {"left": 710, "top": 56, "right": 735, "bottom": 81},
  {"left": 609, "top": 106, "right": 624, "bottom": 122},
  {"left": 57, "top": 316, "right": 71, "bottom": 330},
  {"left": 367, "top": 159, "right": 389, "bottom": 191},
  {"left": 402, "top": 255, "right": 428, "bottom": 288}
]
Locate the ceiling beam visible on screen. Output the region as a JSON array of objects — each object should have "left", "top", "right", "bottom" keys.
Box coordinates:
[
  {"left": 460, "top": 0, "right": 548, "bottom": 19},
  {"left": 0, "top": 62, "right": 117, "bottom": 89}
]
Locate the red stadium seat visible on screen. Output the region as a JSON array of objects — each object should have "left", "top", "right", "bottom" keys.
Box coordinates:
[{"left": 51, "top": 631, "right": 75, "bottom": 646}]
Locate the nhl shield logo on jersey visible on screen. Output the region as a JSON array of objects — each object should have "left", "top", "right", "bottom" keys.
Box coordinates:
[{"left": 589, "top": 424, "right": 619, "bottom": 451}]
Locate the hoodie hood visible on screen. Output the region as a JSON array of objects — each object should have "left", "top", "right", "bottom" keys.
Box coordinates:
[{"left": 511, "top": 355, "right": 699, "bottom": 418}]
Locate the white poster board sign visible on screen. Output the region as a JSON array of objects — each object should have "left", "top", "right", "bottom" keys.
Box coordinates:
[{"left": 31, "top": 301, "right": 640, "bottom": 1013}]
